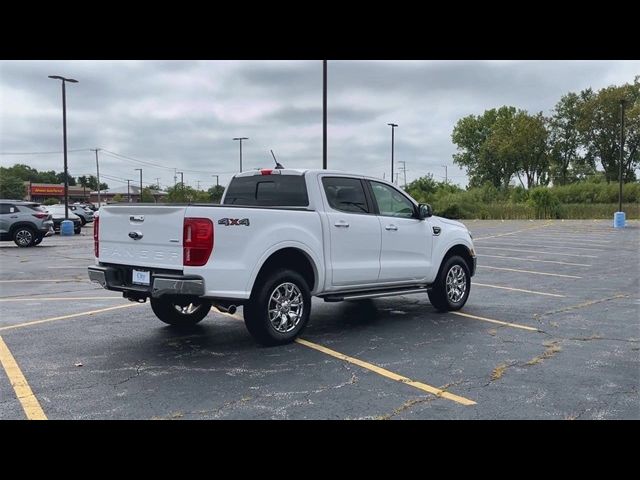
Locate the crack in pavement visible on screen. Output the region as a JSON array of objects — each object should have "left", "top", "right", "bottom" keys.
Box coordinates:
[{"left": 533, "top": 294, "right": 629, "bottom": 320}]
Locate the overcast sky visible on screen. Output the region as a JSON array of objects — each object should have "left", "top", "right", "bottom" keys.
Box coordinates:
[{"left": 1, "top": 60, "right": 638, "bottom": 190}]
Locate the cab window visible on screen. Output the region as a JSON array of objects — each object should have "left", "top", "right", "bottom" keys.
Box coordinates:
[{"left": 369, "top": 181, "right": 415, "bottom": 218}]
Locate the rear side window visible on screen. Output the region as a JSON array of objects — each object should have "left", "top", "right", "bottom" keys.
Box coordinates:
[
  {"left": 0, "top": 204, "right": 16, "bottom": 214},
  {"left": 223, "top": 175, "right": 309, "bottom": 207},
  {"left": 322, "top": 177, "right": 369, "bottom": 214},
  {"left": 19, "top": 204, "right": 45, "bottom": 212}
]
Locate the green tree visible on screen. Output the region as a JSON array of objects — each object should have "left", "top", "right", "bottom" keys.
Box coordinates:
[
  {"left": 55, "top": 171, "right": 76, "bottom": 186},
  {"left": 111, "top": 194, "right": 124, "bottom": 203},
  {"left": 452, "top": 106, "right": 519, "bottom": 188},
  {"left": 0, "top": 174, "right": 26, "bottom": 199},
  {"left": 510, "top": 112, "right": 550, "bottom": 188},
  {"left": 578, "top": 78, "right": 639, "bottom": 182},
  {"left": 208, "top": 185, "right": 225, "bottom": 203},
  {"left": 140, "top": 187, "right": 156, "bottom": 202},
  {"left": 43, "top": 198, "right": 59, "bottom": 205}
]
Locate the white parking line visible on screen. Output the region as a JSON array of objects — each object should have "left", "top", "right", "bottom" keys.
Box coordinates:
[
  {"left": 515, "top": 235, "right": 610, "bottom": 245},
  {"left": 472, "top": 282, "right": 565, "bottom": 297},
  {"left": 474, "top": 241, "right": 604, "bottom": 252},
  {"left": 476, "top": 246, "right": 597, "bottom": 258},
  {"left": 476, "top": 254, "right": 591, "bottom": 267},
  {"left": 479, "top": 265, "right": 582, "bottom": 279},
  {"left": 0, "top": 279, "right": 87, "bottom": 283}
]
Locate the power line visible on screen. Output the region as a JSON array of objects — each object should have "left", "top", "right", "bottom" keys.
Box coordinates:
[{"left": 0, "top": 148, "right": 91, "bottom": 155}]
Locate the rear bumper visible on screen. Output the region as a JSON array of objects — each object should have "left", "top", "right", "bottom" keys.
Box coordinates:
[{"left": 88, "top": 265, "right": 205, "bottom": 298}]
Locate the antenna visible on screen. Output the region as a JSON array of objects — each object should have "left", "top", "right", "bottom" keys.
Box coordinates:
[{"left": 271, "top": 150, "right": 284, "bottom": 169}]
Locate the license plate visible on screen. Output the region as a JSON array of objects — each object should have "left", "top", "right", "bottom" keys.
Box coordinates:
[{"left": 132, "top": 269, "right": 151, "bottom": 286}]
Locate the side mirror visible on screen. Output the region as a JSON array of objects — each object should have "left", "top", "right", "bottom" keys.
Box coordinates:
[{"left": 418, "top": 203, "right": 432, "bottom": 219}]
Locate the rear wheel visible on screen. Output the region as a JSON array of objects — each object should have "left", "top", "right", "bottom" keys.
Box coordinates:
[
  {"left": 244, "top": 269, "right": 311, "bottom": 346},
  {"left": 33, "top": 236, "right": 43, "bottom": 246},
  {"left": 150, "top": 296, "right": 212, "bottom": 327},
  {"left": 79, "top": 217, "right": 87, "bottom": 226},
  {"left": 13, "top": 226, "right": 36, "bottom": 247},
  {"left": 428, "top": 255, "right": 471, "bottom": 312},
  {"left": 74, "top": 226, "right": 81, "bottom": 234}
]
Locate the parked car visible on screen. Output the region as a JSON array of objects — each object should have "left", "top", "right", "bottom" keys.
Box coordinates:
[
  {"left": 0, "top": 200, "right": 54, "bottom": 247},
  {"left": 73, "top": 202, "right": 97, "bottom": 212},
  {"left": 89, "top": 168, "right": 476, "bottom": 346},
  {"left": 41, "top": 205, "right": 82, "bottom": 234},
  {"left": 69, "top": 204, "right": 94, "bottom": 225}
]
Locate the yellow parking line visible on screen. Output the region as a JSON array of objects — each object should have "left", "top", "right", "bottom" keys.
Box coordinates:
[
  {"left": 479, "top": 265, "right": 582, "bottom": 279},
  {"left": 451, "top": 311, "right": 540, "bottom": 332},
  {"left": 477, "top": 246, "right": 597, "bottom": 258},
  {"left": 472, "top": 282, "right": 565, "bottom": 298},
  {"left": 0, "top": 336, "right": 47, "bottom": 420},
  {"left": 0, "top": 303, "right": 141, "bottom": 332},
  {"left": 295, "top": 338, "right": 476, "bottom": 406},
  {"left": 0, "top": 297, "right": 124, "bottom": 302},
  {"left": 476, "top": 254, "right": 591, "bottom": 267}
]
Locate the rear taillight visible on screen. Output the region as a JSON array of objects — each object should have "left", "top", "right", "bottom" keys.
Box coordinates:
[
  {"left": 183, "top": 217, "right": 213, "bottom": 266},
  {"left": 32, "top": 213, "right": 48, "bottom": 219},
  {"left": 94, "top": 216, "right": 99, "bottom": 257}
]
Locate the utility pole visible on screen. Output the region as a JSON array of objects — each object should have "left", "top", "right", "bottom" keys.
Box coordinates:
[
  {"left": 155, "top": 178, "right": 160, "bottom": 189},
  {"left": 90, "top": 149, "right": 101, "bottom": 207},
  {"left": 395, "top": 173, "right": 400, "bottom": 185},
  {"left": 174, "top": 168, "right": 177, "bottom": 188},
  {"left": 618, "top": 99, "right": 625, "bottom": 214},
  {"left": 135, "top": 168, "right": 143, "bottom": 202},
  {"left": 196, "top": 180, "right": 201, "bottom": 190},
  {"left": 323, "top": 60, "right": 327, "bottom": 170},
  {"left": 398, "top": 160, "right": 407, "bottom": 188},
  {"left": 387, "top": 123, "right": 398, "bottom": 184},
  {"left": 212, "top": 175, "right": 219, "bottom": 187},
  {"left": 127, "top": 179, "right": 131, "bottom": 203},
  {"left": 233, "top": 137, "right": 248, "bottom": 172},
  {"left": 442, "top": 164, "right": 448, "bottom": 184}
]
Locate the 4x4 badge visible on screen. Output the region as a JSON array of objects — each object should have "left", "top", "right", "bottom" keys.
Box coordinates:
[{"left": 218, "top": 218, "right": 250, "bottom": 226}]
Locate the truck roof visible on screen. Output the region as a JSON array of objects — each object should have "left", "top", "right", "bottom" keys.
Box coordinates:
[{"left": 234, "top": 168, "right": 383, "bottom": 181}]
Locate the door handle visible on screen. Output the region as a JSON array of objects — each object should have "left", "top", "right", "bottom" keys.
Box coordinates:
[
  {"left": 334, "top": 221, "right": 350, "bottom": 228},
  {"left": 385, "top": 225, "right": 398, "bottom": 231}
]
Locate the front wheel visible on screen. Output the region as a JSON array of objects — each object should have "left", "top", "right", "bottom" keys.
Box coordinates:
[
  {"left": 33, "top": 236, "right": 43, "bottom": 246},
  {"left": 428, "top": 255, "right": 471, "bottom": 312},
  {"left": 13, "top": 227, "right": 36, "bottom": 247},
  {"left": 150, "top": 296, "right": 212, "bottom": 327},
  {"left": 244, "top": 269, "right": 311, "bottom": 346}
]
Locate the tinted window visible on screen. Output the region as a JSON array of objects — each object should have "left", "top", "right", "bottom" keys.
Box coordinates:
[
  {"left": 322, "top": 177, "right": 369, "bottom": 214},
  {"left": 370, "top": 181, "right": 415, "bottom": 218},
  {"left": 223, "top": 175, "right": 309, "bottom": 207},
  {"left": 19, "top": 204, "right": 44, "bottom": 212},
  {"left": 0, "top": 204, "right": 15, "bottom": 214}
]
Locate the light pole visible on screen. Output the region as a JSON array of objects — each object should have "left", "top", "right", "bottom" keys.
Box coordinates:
[
  {"left": 442, "top": 165, "right": 448, "bottom": 184},
  {"left": 233, "top": 137, "right": 248, "bottom": 172},
  {"left": 618, "top": 99, "right": 625, "bottom": 214},
  {"left": 135, "top": 168, "right": 143, "bottom": 202},
  {"left": 127, "top": 179, "right": 131, "bottom": 203},
  {"left": 177, "top": 172, "right": 184, "bottom": 192},
  {"left": 91, "top": 148, "right": 101, "bottom": 207},
  {"left": 48, "top": 75, "right": 78, "bottom": 220},
  {"left": 323, "top": 60, "right": 327, "bottom": 170},
  {"left": 212, "top": 175, "right": 219, "bottom": 187},
  {"left": 387, "top": 123, "right": 398, "bottom": 184}
]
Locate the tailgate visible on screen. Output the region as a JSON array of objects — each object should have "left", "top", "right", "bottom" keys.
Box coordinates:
[{"left": 98, "top": 205, "right": 186, "bottom": 269}]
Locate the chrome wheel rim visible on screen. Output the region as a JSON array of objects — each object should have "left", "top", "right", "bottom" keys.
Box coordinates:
[
  {"left": 173, "top": 303, "right": 202, "bottom": 315},
  {"left": 16, "top": 230, "right": 32, "bottom": 246},
  {"left": 268, "top": 282, "right": 304, "bottom": 333},
  {"left": 445, "top": 265, "right": 467, "bottom": 303}
]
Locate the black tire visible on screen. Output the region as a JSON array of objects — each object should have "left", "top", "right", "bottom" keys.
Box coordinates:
[
  {"left": 150, "top": 296, "right": 212, "bottom": 327},
  {"left": 74, "top": 227, "right": 81, "bottom": 234},
  {"left": 33, "top": 236, "right": 43, "bottom": 246},
  {"left": 243, "top": 268, "right": 311, "bottom": 346},
  {"left": 13, "top": 226, "right": 36, "bottom": 247},
  {"left": 79, "top": 217, "right": 87, "bottom": 226},
  {"left": 428, "top": 255, "right": 471, "bottom": 312}
]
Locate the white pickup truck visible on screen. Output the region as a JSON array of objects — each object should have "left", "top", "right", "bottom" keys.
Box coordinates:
[{"left": 88, "top": 168, "right": 476, "bottom": 345}]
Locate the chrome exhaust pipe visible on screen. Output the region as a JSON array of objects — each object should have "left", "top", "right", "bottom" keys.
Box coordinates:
[{"left": 213, "top": 303, "right": 237, "bottom": 315}]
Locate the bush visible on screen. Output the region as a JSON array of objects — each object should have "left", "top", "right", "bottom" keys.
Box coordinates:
[
  {"left": 43, "top": 198, "right": 59, "bottom": 205},
  {"left": 111, "top": 194, "right": 124, "bottom": 203},
  {"left": 528, "top": 187, "right": 562, "bottom": 219}
]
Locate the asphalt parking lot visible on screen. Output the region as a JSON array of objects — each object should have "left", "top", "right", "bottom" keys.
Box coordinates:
[{"left": 1, "top": 220, "right": 638, "bottom": 420}]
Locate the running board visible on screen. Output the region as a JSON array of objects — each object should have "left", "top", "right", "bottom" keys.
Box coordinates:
[{"left": 321, "top": 287, "right": 430, "bottom": 302}]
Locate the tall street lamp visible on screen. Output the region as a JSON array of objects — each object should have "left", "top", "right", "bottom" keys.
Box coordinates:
[
  {"left": 212, "top": 175, "right": 219, "bottom": 187},
  {"left": 233, "top": 137, "right": 248, "bottom": 172},
  {"left": 323, "top": 60, "right": 327, "bottom": 170},
  {"left": 135, "top": 168, "right": 143, "bottom": 202},
  {"left": 387, "top": 123, "right": 398, "bottom": 184},
  {"left": 48, "top": 75, "right": 78, "bottom": 220}
]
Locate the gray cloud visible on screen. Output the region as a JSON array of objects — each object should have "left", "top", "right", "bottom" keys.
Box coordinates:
[{"left": 1, "top": 60, "right": 638, "bottom": 190}]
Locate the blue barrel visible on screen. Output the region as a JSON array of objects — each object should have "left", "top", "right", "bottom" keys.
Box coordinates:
[
  {"left": 60, "top": 219, "right": 74, "bottom": 236},
  {"left": 613, "top": 211, "right": 626, "bottom": 229}
]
